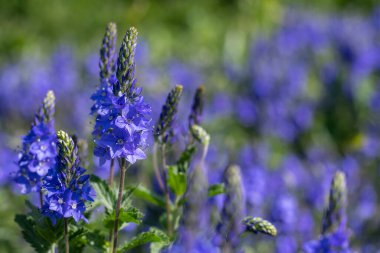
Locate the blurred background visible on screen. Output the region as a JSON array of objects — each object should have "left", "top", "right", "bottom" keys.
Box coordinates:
[{"left": 1, "top": 0, "right": 380, "bottom": 252}]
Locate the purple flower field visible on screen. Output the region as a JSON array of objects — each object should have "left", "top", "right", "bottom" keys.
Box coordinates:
[{"left": 1, "top": 4, "right": 380, "bottom": 253}]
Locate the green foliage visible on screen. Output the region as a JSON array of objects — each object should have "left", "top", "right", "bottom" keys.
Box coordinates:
[
  {"left": 167, "top": 145, "right": 196, "bottom": 197},
  {"left": 57, "top": 227, "right": 86, "bottom": 253},
  {"left": 103, "top": 207, "right": 144, "bottom": 230},
  {"left": 85, "top": 229, "right": 107, "bottom": 251},
  {"left": 14, "top": 214, "right": 51, "bottom": 253},
  {"left": 14, "top": 201, "right": 63, "bottom": 253},
  {"left": 90, "top": 175, "right": 116, "bottom": 210},
  {"left": 133, "top": 185, "right": 167, "bottom": 208},
  {"left": 176, "top": 145, "right": 196, "bottom": 173},
  {"left": 167, "top": 165, "right": 187, "bottom": 196},
  {"left": 208, "top": 183, "right": 225, "bottom": 197},
  {"left": 117, "top": 228, "right": 170, "bottom": 252}
]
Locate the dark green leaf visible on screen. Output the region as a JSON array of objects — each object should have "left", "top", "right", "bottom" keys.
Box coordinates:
[
  {"left": 208, "top": 183, "right": 225, "bottom": 197},
  {"left": 90, "top": 175, "right": 116, "bottom": 210},
  {"left": 85, "top": 229, "right": 107, "bottom": 251},
  {"left": 103, "top": 207, "right": 144, "bottom": 230},
  {"left": 118, "top": 228, "right": 170, "bottom": 252},
  {"left": 15, "top": 214, "right": 51, "bottom": 253},
  {"left": 15, "top": 201, "right": 64, "bottom": 253}
]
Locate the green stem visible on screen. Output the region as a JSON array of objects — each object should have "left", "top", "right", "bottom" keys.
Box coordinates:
[
  {"left": 112, "top": 159, "right": 127, "bottom": 253},
  {"left": 64, "top": 219, "right": 69, "bottom": 253},
  {"left": 108, "top": 159, "right": 115, "bottom": 186},
  {"left": 50, "top": 243, "right": 55, "bottom": 253},
  {"left": 153, "top": 143, "right": 165, "bottom": 192},
  {"left": 107, "top": 159, "right": 115, "bottom": 247},
  {"left": 160, "top": 144, "right": 173, "bottom": 237}
]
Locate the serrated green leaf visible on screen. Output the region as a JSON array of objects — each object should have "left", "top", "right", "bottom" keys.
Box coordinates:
[
  {"left": 121, "top": 185, "right": 137, "bottom": 209},
  {"left": 208, "top": 183, "right": 225, "bottom": 197},
  {"left": 90, "top": 175, "right": 115, "bottom": 210},
  {"left": 15, "top": 214, "right": 51, "bottom": 253},
  {"left": 118, "top": 228, "right": 170, "bottom": 252},
  {"left": 133, "top": 185, "right": 166, "bottom": 208},
  {"left": 103, "top": 207, "right": 144, "bottom": 230},
  {"left": 15, "top": 201, "right": 64, "bottom": 253}
]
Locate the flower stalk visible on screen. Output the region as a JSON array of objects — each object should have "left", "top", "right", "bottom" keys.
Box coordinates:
[
  {"left": 64, "top": 218, "right": 69, "bottom": 253},
  {"left": 112, "top": 158, "right": 128, "bottom": 253}
]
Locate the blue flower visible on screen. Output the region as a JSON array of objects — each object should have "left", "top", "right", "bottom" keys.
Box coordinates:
[
  {"left": 42, "top": 131, "right": 94, "bottom": 224},
  {"left": 91, "top": 23, "right": 117, "bottom": 116},
  {"left": 93, "top": 27, "right": 152, "bottom": 164},
  {"left": 14, "top": 91, "right": 57, "bottom": 193},
  {"left": 303, "top": 230, "right": 351, "bottom": 253}
]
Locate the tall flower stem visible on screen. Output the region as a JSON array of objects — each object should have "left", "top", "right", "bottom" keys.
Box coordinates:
[
  {"left": 112, "top": 159, "right": 128, "bottom": 253},
  {"left": 153, "top": 143, "right": 165, "bottom": 192},
  {"left": 64, "top": 218, "right": 69, "bottom": 253},
  {"left": 107, "top": 159, "right": 115, "bottom": 249},
  {"left": 108, "top": 159, "right": 115, "bottom": 186},
  {"left": 160, "top": 144, "right": 173, "bottom": 237}
]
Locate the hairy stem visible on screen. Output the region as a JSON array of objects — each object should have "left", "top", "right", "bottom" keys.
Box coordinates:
[
  {"left": 112, "top": 159, "right": 127, "bottom": 253},
  {"left": 64, "top": 219, "right": 69, "bottom": 253}
]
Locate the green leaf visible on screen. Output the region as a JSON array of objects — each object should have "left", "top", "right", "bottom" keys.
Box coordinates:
[
  {"left": 176, "top": 145, "right": 196, "bottom": 173},
  {"left": 133, "top": 185, "right": 166, "bottom": 208},
  {"left": 103, "top": 207, "right": 144, "bottom": 230},
  {"left": 208, "top": 183, "right": 225, "bottom": 197},
  {"left": 57, "top": 226, "right": 87, "bottom": 253},
  {"left": 118, "top": 228, "right": 170, "bottom": 252},
  {"left": 121, "top": 185, "right": 137, "bottom": 209},
  {"left": 90, "top": 175, "right": 115, "bottom": 210},
  {"left": 150, "top": 240, "right": 170, "bottom": 253},
  {"left": 15, "top": 214, "right": 51, "bottom": 253},
  {"left": 167, "top": 165, "right": 187, "bottom": 196},
  {"left": 85, "top": 229, "right": 107, "bottom": 251},
  {"left": 167, "top": 145, "right": 196, "bottom": 197},
  {"left": 15, "top": 201, "right": 64, "bottom": 253}
]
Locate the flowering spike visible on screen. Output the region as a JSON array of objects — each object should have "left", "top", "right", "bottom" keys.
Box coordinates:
[
  {"left": 303, "top": 171, "right": 350, "bottom": 252},
  {"left": 14, "top": 91, "right": 57, "bottom": 193},
  {"left": 42, "top": 130, "right": 94, "bottom": 224},
  {"left": 322, "top": 171, "right": 348, "bottom": 234},
  {"left": 243, "top": 216, "right": 277, "bottom": 236},
  {"left": 217, "top": 165, "right": 245, "bottom": 250},
  {"left": 100, "top": 22, "right": 117, "bottom": 80},
  {"left": 154, "top": 85, "right": 183, "bottom": 144},
  {"left": 115, "top": 27, "right": 138, "bottom": 95},
  {"left": 57, "top": 130, "right": 78, "bottom": 176},
  {"left": 189, "top": 85, "right": 205, "bottom": 127},
  {"left": 190, "top": 125, "right": 210, "bottom": 146},
  {"left": 35, "top": 90, "right": 55, "bottom": 125}
]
